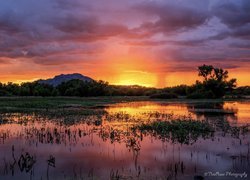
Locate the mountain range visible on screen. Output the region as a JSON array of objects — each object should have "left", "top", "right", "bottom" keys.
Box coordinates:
[{"left": 38, "top": 73, "right": 94, "bottom": 87}]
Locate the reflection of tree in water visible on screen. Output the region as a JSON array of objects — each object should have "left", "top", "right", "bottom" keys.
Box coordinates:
[
  {"left": 47, "top": 155, "right": 55, "bottom": 180},
  {"left": 2, "top": 144, "right": 57, "bottom": 179},
  {"left": 185, "top": 102, "right": 250, "bottom": 137},
  {"left": 188, "top": 102, "right": 235, "bottom": 123},
  {"left": 0, "top": 110, "right": 249, "bottom": 179},
  {"left": 3, "top": 145, "right": 36, "bottom": 176},
  {"left": 0, "top": 110, "right": 248, "bottom": 148},
  {"left": 186, "top": 101, "right": 237, "bottom": 119},
  {"left": 18, "top": 152, "right": 36, "bottom": 173}
]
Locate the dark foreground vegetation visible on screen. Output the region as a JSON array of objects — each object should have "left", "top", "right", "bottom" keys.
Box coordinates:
[
  {"left": 135, "top": 120, "right": 214, "bottom": 144},
  {"left": 135, "top": 119, "right": 249, "bottom": 144},
  {"left": 0, "top": 96, "right": 148, "bottom": 110},
  {"left": 0, "top": 65, "right": 248, "bottom": 99}
]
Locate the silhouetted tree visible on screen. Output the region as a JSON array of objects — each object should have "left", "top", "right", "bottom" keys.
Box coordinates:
[
  {"left": 198, "top": 65, "right": 214, "bottom": 81},
  {"left": 0, "top": 65, "right": 239, "bottom": 98},
  {"left": 188, "top": 65, "right": 237, "bottom": 98}
]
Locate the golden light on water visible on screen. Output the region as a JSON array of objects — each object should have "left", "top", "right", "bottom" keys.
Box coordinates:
[
  {"left": 106, "top": 102, "right": 192, "bottom": 117},
  {"left": 223, "top": 102, "right": 250, "bottom": 124}
]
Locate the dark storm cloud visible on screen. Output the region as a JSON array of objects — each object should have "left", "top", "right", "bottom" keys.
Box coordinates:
[
  {"left": 230, "top": 42, "right": 250, "bottom": 50},
  {"left": 229, "top": 25, "right": 250, "bottom": 40},
  {"left": 32, "top": 55, "right": 88, "bottom": 66},
  {"left": 124, "top": 39, "right": 204, "bottom": 47},
  {"left": 0, "top": 0, "right": 250, "bottom": 72},
  {"left": 24, "top": 43, "right": 104, "bottom": 58},
  {"left": 48, "top": 13, "right": 129, "bottom": 42},
  {"left": 0, "top": 0, "right": 129, "bottom": 63},
  {"left": 124, "top": 40, "right": 168, "bottom": 46},
  {"left": 159, "top": 63, "right": 241, "bottom": 74},
  {"left": 0, "top": 41, "right": 104, "bottom": 60},
  {"left": 0, "top": 12, "right": 22, "bottom": 34},
  {"left": 212, "top": 0, "right": 250, "bottom": 28},
  {"left": 133, "top": 0, "right": 210, "bottom": 35},
  {"left": 168, "top": 39, "right": 205, "bottom": 47},
  {"left": 205, "top": 0, "right": 250, "bottom": 41},
  {"left": 168, "top": 44, "right": 250, "bottom": 62}
]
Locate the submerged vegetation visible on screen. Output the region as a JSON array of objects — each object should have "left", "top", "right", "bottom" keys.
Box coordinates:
[
  {"left": 135, "top": 119, "right": 249, "bottom": 144},
  {"left": 0, "top": 103, "right": 248, "bottom": 145},
  {"left": 0, "top": 65, "right": 248, "bottom": 99},
  {"left": 135, "top": 120, "right": 214, "bottom": 144},
  {"left": 0, "top": 96, "right": 148, "bottom": 110},
  {"left": 0, "top": 100, "right": 249, "bottom": 179}
]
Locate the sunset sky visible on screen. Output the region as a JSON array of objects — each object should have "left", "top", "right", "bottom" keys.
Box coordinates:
[{"left": 0, "top": 0, "right": 250, "bottom": 87}]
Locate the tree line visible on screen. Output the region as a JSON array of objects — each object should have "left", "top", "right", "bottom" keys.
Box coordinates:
[
  {"left": 0, "top": 65, "right": 248, "bottom": 99},
  {"left": 0, "top": 80, "right": 157, "bottom": 97}
]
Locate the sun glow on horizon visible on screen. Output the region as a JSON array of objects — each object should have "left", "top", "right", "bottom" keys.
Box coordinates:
[
  {"left": 1, "top": 60, "right": 249, "bottom": 87},
  {"left": 2, "top": 69, "right": 250, "bottom": 88},
  {"left": 111, "top": 70, "right": 157, "bottom": 87}
]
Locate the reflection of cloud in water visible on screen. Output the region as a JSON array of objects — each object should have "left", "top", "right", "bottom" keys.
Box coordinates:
[{"left": 0, "top": 101, "right": 249, "bottom": 179}]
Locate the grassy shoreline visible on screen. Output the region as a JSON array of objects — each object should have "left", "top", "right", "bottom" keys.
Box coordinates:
[
  {"left": 0, "top": 96, "right": 149, "bottom": 110},
  {"left": 0, "top": 96, "right": 249, "bottom": 110}
]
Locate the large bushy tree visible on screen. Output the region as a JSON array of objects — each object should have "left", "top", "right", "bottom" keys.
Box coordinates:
[{"left": 188, "top": 65, "right": 237, "bottom": 98}]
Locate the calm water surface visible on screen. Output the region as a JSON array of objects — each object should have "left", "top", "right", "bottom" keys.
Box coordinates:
[{"left": 0, "top": 101, "right": 249, "bottom": 180}]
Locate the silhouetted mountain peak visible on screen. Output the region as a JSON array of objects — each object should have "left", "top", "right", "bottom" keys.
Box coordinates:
[{"left": 38, "top": 73, "right": 94, "bottom": 87}]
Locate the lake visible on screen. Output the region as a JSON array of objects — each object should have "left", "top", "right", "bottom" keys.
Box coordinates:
[{"left": 0, "top": 100, "right": 249, "bottom": 180}]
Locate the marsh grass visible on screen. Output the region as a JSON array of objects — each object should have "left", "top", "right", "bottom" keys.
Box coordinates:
[
  {"left": 135, "top": 118, "right": 249, "bottom": 144},
  {"left": 0, "top": 109, "right": 249, "bottom": 179},
  {"left": 0, "top": 98, "right": 250, "bottom": 180},
  {"left": 135, "top": 120, "right": 214, "bottom": 144},
  {"left": 0, "top": 99, "right": 249, "bottom": 150},
  {"left": 0, "top": 96, "right": 149, "bottom": 110}
]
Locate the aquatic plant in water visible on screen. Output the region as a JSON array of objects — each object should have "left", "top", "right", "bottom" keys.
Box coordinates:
[{"left": 135, "top": 120, "right": 215, "bottom": 144}]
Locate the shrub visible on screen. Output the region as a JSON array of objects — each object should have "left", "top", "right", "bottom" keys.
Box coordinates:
[
  {"left": 150, "top": 92, "right": 178, "bottom": 99},
  {"left": 187, "top": 90, "right": 215, "bottom": 99}
]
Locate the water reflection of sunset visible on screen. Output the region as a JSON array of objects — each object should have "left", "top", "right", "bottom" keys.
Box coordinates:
[
  {"left": 0, "top": 101, "right": 249, "bottom": 179},
  {"left": 106, "top": 102, "right": 192, "bottom": 117},
  {"left": 223, "top": 102, "right": 250, "bottom": 124},
  {"left": 106, "top": 101, "right": 250, "bottom": 125}
]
